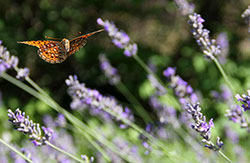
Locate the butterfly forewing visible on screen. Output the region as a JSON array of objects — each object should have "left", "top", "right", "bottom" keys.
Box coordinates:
[
  {"left": 18, "top": 29, "right": 104, "bottom": 64},
  {"left": 68, "top": 29, "right": 104, "bottom": 56},
  {"left": 68, "top": 37, "right": 87, "bottom": 56}
]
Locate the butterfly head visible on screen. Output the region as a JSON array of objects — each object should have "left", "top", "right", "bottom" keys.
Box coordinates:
[{"left": 61, "top": 38, "right": 70, "bottom": 52}]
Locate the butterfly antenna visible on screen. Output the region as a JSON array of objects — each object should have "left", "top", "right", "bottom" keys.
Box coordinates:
[
  {"left": 45, "top": 36, "right": 62, "bottom": 40},
  {"left": 80, "top": 29, "right": 105, "bottom": 39},
  {"left": 90, "top": 29, "right": 105, "bottom": 35}
]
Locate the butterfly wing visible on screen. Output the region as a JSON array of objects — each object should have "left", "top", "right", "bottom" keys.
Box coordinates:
[
  {"left": 68, "top": 29, "right": 104, "bottom": 56},
  {"left": 67, "top": 37, "right": 87, "bottom": 57},
  {"left": 18, "top": 40, "right": 68, "bottom": 64}
]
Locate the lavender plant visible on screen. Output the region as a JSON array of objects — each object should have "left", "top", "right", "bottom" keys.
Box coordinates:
[
  {"left": 163, "top": 67, "right": 198, "bottom": 106},
  {"left": 99, "top": 53, "right": 121, "bottom": 85},
  {"left": 225, "top": 90, "right": 250, "bottom": 132},
  {"left": 98, "top": 53, "right": 153, "bottom": 122},
  {"left": 8, "top": 108, "right": 53, "bottom": 146},
  {"left": 186, "top": 103, "right": 223, "bottom": 151},
  {"left": 66, "top": 75, "right": 134, "bottom": 127},
  {"left": 97, "top": 18, "right": 138, "bottom": 57},
  {"left": 187, "top": 13, "right": 235, "bottom": 94},
  {"left": 3, "top": 1, "right": 250, "bottom": 162},
  {"left": 188, "top": 13, "right": 221, "bottom": 60},
  {"left": 7, "top": 108, "right": 87, "bottom": 163}
]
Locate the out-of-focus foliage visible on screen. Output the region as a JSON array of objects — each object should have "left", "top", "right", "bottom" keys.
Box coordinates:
[{"left": 2, "top": 0, "right": 250, "bottom": 162}]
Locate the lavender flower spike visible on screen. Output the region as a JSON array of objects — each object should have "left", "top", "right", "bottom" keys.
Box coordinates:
[
  {"left": 225, "top": 90, "right": 250, "bottom": 132},
  {"left": 235, "top": 90, "right": 250, "bottom": 111},
  {"left": 174, "top": 0, "right": 195, "bottom": 16},
  {"left": 8, "top": 108, "right": 53, "bottom": 146},
  {"left": 186, "top": 103, "right": 223, "bottom": 151},
  {"left": 0, "top": 41, "right": 30, "bottom": 80},
  {"left": 0, "top": 41, "right": 19, "bottom": 74},
  {"left": 226, "top": 105, "right": 250, "bottom": 133},
  {"left": 99, "top": 54, "right": 121, "bottom": 85},
  {"left": 97, "top": 18, "right": 138, "bottom": 57},
  {"left": 163, "top": 67, "right": 198, "bottom": 106},
  {"left": 66, "top": 75, "right": 134, "bottom": 125},
  {"left": 188, "top": 13, "right": 221, "bottom": 59}
]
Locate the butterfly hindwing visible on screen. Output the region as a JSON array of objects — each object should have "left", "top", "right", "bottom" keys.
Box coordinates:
[
  {"left": 37, "top": 41, "right": 67, "bottom": 64},
  {"left": 17, "top": 29, "right": 104, "bottom": 64},
  {"left": 18, "top": 40, "right": 67, "bottom": 64}
]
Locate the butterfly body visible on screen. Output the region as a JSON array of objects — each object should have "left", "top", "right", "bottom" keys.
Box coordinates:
[{"left": 18, "top": 29, "right": 104, "bottom": 64}]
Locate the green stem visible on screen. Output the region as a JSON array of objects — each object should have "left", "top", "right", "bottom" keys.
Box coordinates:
[
  {"left": 1, "top": 73, "right": 46, "bottom": 105},
  {"left": 0, "top": 138, "right": 34, "bottom": 163},
  {"left": 116, "top": 82, "right": 153, "bottom": 123},
  {"left": 2, "top": 72, "right": 133, "bottom": 162},
  {"left": 14, "top": 67, "right": 51, "bottom": 98},
  {"left": 46, "top": 141, "right": 85, "bottom": 163},
  {"left": 74, "top": 127, "right": 111, "bottom": 162},
  {"left": 133, "top": 54, "right": 162, "bottom": 84},
  {"left": 23, "top": 72, "right": 172, "bottom": 158},
  {"left": 133, "top": 55, "right": 153, "bottom": 75},
  {"left": 132, "top": 55, "right": 173, "bottom": 97},
  {"left": 100, "top": 106, "right": 178, "bottom": 161},
  {"left": 212, "top": 58, "right": 236, "bottom": 94},
  {"left": 218, "top": 150, "right": 232, "bottom": 163},
  {"left": 62, "top": 110, "right": 136, "bottom": 163}
]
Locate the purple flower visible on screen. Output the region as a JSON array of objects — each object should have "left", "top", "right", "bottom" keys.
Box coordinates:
[
  {"left": 226, "top": 90, "right": 250, "bottom": 132},
  {"left": 187, "top": 103, "right": 223, "bottom": 151},
  {"left": 8, "top": 108, "right": 53, "bottom": 146},
  {"left": 0, "top": 41, "right": 19, "bottom": 74},
  {"left": 226, "top": 105, "right": 244, "bottom": 123},
  {"left": 188, "top": 13, "right": 221, "bottom": 59},
  {"left": 0, "top": 41, "right": 30, "bottom": 79},
  {"left": 99, "top": 54, "right": 121, "bottom": 85},
  {"left": 190, "top": 93, "right": 198, "bottom": 103},
  {"left": 163, "top": 67, "right": 176, "bottom": 77},
  {"left": 97, "top": 18, "right": 138, "bottom": 57},
  {"left": 66, "top": 75, "right": 134, "bottom": 127},
  {"left": 177, "top": 77, "right": 187, "bottom": 86},
  {"left": 163, "top": 67, "right": 198, "bottom": 107},
  {"left": 123, "top": 43, "right": 137, "bottom": 57},
  {"left": 16, "top": 68, "right": 30, "bottom": 80},
  {"left": 174, "top": 0, "right": 195, "bottom": 15},
  {"left": 235, "top": 90, "right": 250, "bottom": 111}
]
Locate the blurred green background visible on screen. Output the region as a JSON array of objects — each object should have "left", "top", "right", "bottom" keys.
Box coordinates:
[
  {"left": 1, "top": 0, "right": 250, "bottom": 137},
  {"left": 2, "top": 0, "right": 250, "bottom": 162}
]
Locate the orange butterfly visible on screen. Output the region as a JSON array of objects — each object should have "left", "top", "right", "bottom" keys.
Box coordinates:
[{"left": 18, "top": 29, "right": 104, "bottom": 64}]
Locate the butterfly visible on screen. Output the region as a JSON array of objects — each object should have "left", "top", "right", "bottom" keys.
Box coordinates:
[{"left": 18, "top": 29, "right": 104, "bottom": 64}]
